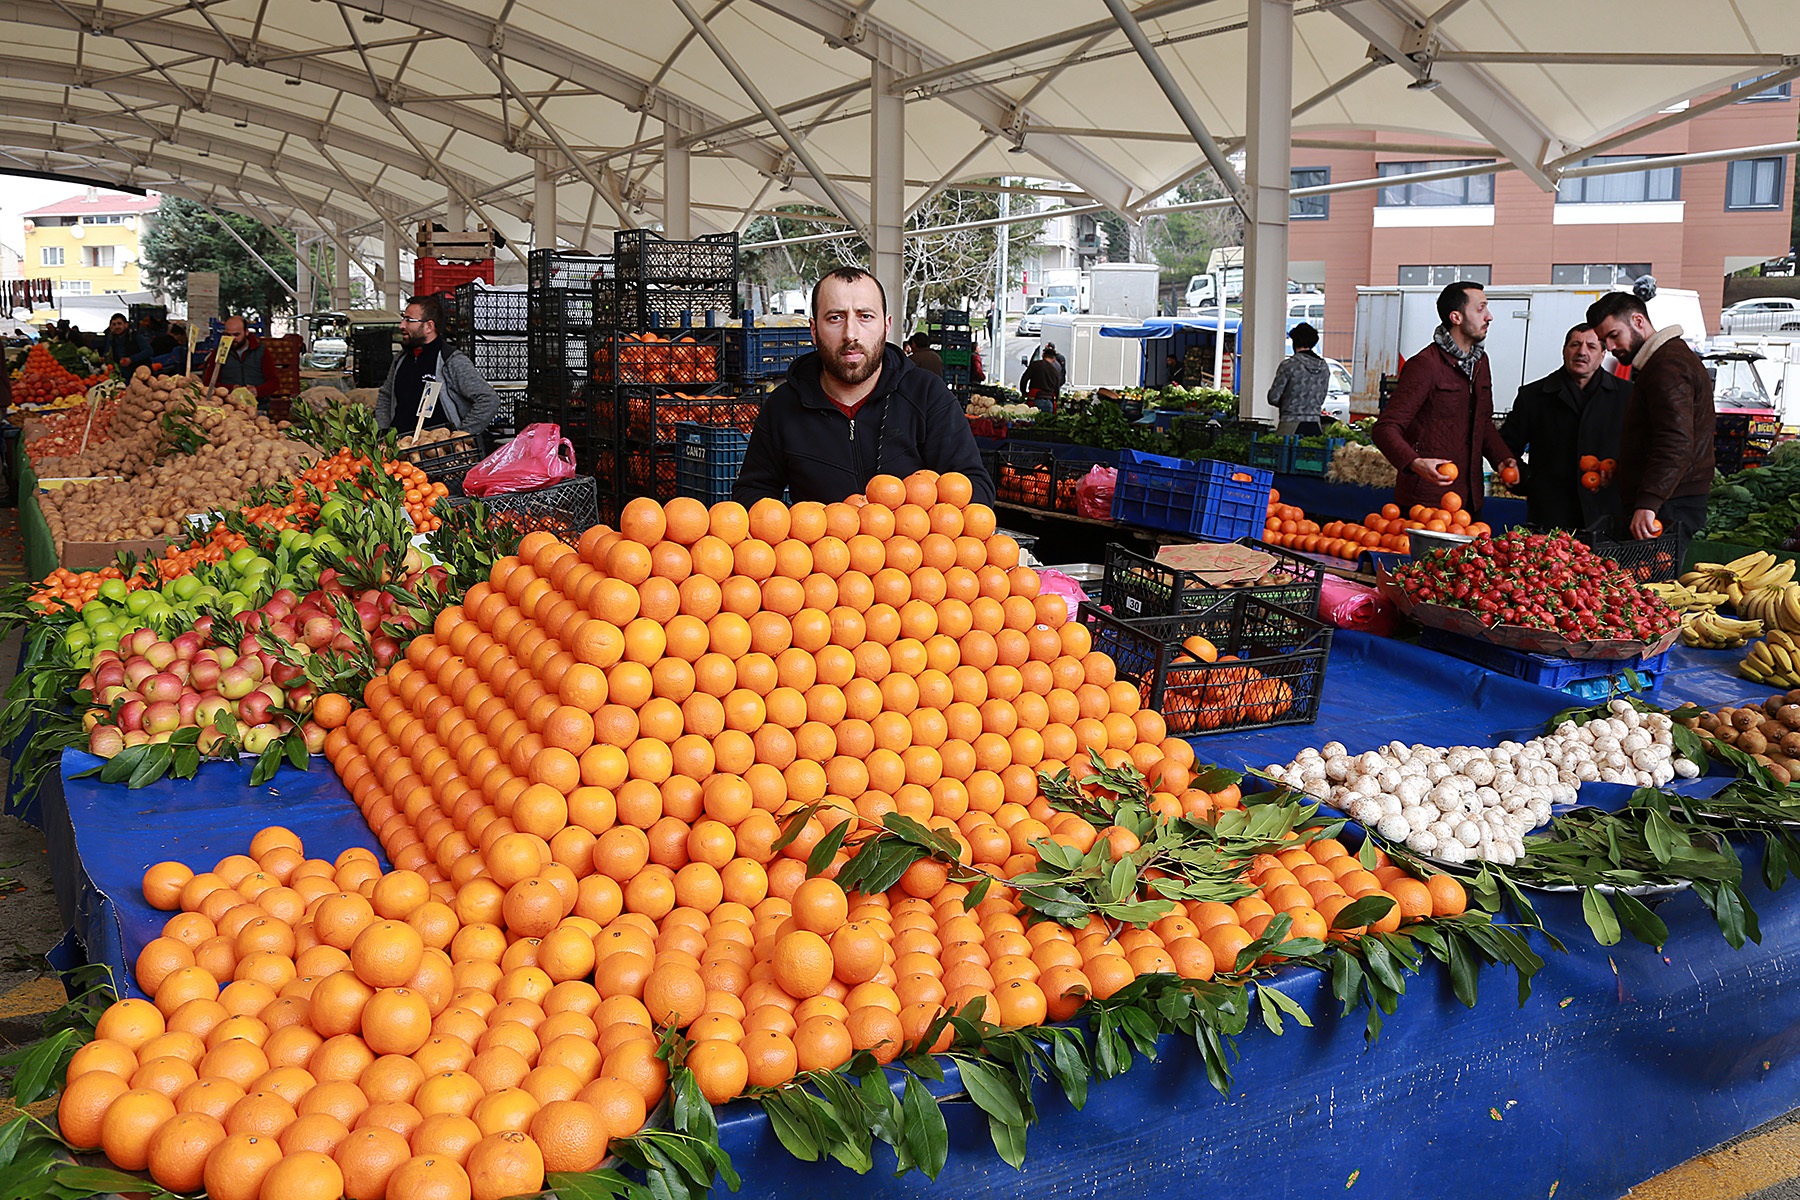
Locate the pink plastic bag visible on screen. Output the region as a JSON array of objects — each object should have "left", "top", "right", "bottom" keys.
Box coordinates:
[
  {"left": 461, "top": 423, "right": 576, "bottom": 497},
  {"left": 1318, "top": 575, "right": 1401, "bottom": 637},
  {"left": 1076, "top": 466, "right": 1117, "bottom": 520}
]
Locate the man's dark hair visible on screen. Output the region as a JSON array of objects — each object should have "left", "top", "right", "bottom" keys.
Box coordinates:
[
  {"left": 1042, "top": 344, "right": 1058, "bottom": 359},
  {"left": 810, "top": 266, "right": 886, "bottom": 319},
  {"left": 1585, "top": 291, "right": 1648, "bottom": 329},
  {"left": 1436, "top": 281, "right": 1484, "bottom": 325},
  {"left": 906, "top": 332, "right": 932, "bottom": 350},
  {"left": 108, "top": 311, "right": 128, "bottom": 327},
  {"left": 1289, "top": 322, "right": 1319, "bottom": 350},
  {"left": 406, "top": 294, "right": 446, "bottom": 333},
  {"left": 1563, "top": 322, "right": 1598, "bottom": 346}
]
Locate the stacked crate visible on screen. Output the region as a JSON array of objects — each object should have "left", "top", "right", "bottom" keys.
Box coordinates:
[
  {"left": 926, "top": 308, "right": 973, "bottom": 403},
  {"left": 524, "top": 249, "right": 613, "bottom": 474},
  {"left": 444, "top": 282, "right": 528, "bottom": 443},
  {"left": 352, "top": 324, "right": 400, "bottom": 388},
  {"left": 590, "top": 230, "right": 758, "bottom": 512}
]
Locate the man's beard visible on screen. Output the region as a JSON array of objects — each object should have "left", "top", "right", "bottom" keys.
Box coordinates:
[
  {"left": 823, "top": 341, "right": 880, "bottom": 386},
  {"left": 1612, "top": 328, "right": 1648, "bottom": 365},
  {"left": 402, "top": 330, "right": 429, "bottom": 349}
]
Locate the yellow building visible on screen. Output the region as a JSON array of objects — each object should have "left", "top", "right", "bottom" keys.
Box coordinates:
[{"left": 21, "top": 188, "right": 161, "bottom": 305}]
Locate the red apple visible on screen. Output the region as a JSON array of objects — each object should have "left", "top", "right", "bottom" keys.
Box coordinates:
[
  {"left": 118, "top": 699, "right": 147, "bottom": 733},
  {"left": 196, "top": 726, "right": 227, "bottom": 756},
  {"left": 172, "top": 630, "right": 204, "bottom": 659},
  {"left": 237, "top": 691, "right": 274, "bottom": 727},
  {"left": 124, "top": 660, "right": 156, "bottom": 689},
  {"left": 143, "top": 701, "right": 182, "bottom": 735},
  {"left": 89, "top": 725, "right": 125, "bottom": 758},
  {"left": 126, "top": 628, "right": 158, "bottom": 656},
  {"left": 271, "top": 660, "right": 307, "bottom": 687},
  {"left": 177, "top": 692, "right": 202, "bottom": 725},
  {"left": 189, "top": 658, "right": 222, "bottom": 691},
  {"left": 241, "top": 725, "right": 278, "bottom": 753},
  {"left": 142, "top": 673, "right": 184, "bottom": 705},
  {"left": 299, "top": 721, "right": 328, "bottom": 754},
  {"left": 219, "top": 665, "right": 257, "bottom": 700}
]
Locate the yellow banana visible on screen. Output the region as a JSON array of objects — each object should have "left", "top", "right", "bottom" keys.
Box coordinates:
[{"left": 1726, "top": 550, "right": 1775, "bottom": 576}]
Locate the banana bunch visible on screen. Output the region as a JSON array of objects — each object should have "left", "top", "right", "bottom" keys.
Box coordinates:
[
  {"left": 1738, "top": 580, "right": 1800, "bottom": 635},
  {"left": 1682, "top": 611, "right": 1765, "bottom": 649},
  {"left": 1743, "top": 629, "right": 1800, "bottom": 687},
  {"left": 1650, "top": 579, "right": 1730, "bottom": 613}
]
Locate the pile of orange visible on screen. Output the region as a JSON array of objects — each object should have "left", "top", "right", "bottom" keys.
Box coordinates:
[
  {"left": 263, "top": 448, "right": 450, "bottom": 533},
  {"left": 66, "top": 472, "right": 1248, "bottom": 1199},
  {"left": 27, "top": 564, "right": 140, "bottom": 613},
  {"left": 1579, "top": 454, "right": 1617, "bottom": 492},
  {"left": 1261, "top": 491, "right": 1493, "bottom": 561}
]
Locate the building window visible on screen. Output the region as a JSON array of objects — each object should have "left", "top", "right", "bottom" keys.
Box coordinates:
[
  {"left": 40, "top": 246, "right": 63, "bottom": 266},
  {"left": 1377, "top": 160, "right": 1496, "bottom": 207},
  {"left": 1557, "top": 156, "right": 1680, "bottom": 203},
  {"left": 60, "top": 280, "right": 91, "bottom": 296},
  {"left": 1291, "top": 167, "right": 1329, "bottom": 219},
  {"left": 1734, "top": 74, "right": 1793, "bottom": 102},
  {"left": 83, "top": 245, "right": 117, "bottom": 268},
  {"left": 83, "top": 214, "right": 126, "bottom": 225},
  {"left": 1551, "top": 263, "right": 1653, "bottom": 286},
  {"left": 1398, "top": 265, "right": 1492, "bottom": 287},
  {"left": 1726, "top": 158, "right": 1786, "bottom": 211}
]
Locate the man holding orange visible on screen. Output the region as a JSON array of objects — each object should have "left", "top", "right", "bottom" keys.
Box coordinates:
[
  {"left": 1499, "top": 323, "right": 1629, "bottom": 532},
  {"left": 1373, "top": 282, "right": 1518, "bottom": 519}
]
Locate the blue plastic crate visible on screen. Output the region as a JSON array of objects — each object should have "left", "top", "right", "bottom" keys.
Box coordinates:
[
  {"left": 1111, "top": 449, "right": 1208, "bottom": 534},
  {"left": 726, "top": 326, "right": 813, "bottom": 380},
  {"left": 1191, "top": 459, "right": 1273, "bottom": 541},
  {"left": 1418, "top": 626, "right": 1667, "bottom": 699},
  {"left": 675, "top": 421, "right": 751, "bottom": 505},
  {"left": 1290, "top": 437, "right": 1343, "bottom": 477}
]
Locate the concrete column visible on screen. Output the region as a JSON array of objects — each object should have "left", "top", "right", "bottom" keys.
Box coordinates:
[
  {"left": 869, "top": 60, "right": 906, "bottom": 333},
  {"left": 1241, "top": 0, "right": 1294, "bottom": 420},
  {"left": 444, "top": 185, "right": 469, "bottom": 232},
  {"left": 296, "top": 246, "right": 315, "bottom": 313},
  {"left": 384, "top": 235, "right": 403, "bottom": 310},
  {"left": 534, "top": 157, "right": 559, "bottom": 251},
  {"left": 663, "top": 126, "right": 692, "bottom": 240},
  {"left": 332, "top": 239, "right": 353, "bottom": 311}
]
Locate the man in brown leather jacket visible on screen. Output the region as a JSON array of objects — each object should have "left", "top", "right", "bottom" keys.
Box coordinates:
[
  {"left": 1373, "top": 281, "right": 1518, "bottom": 519},
  {"left": 1586, "top": 291, "right": 1714, "bottom": 559}
]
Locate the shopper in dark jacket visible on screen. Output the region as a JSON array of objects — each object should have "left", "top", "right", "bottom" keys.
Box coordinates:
[
  {"left": 200, "top": 315, "right": 274, "bottom": 399},
  {"left": 1373, "top": 282, "right": 1517, "bottom": 518},
  {"left": 102, "top": 313, "right": 151, "bottom": 370},
  {"left": 904, "top": 333, "right": 946, "bottom": 379},
  {"left": 1268, "top": 323, "right": 1329, "bottom": 435},
  {"left": 1587, "top": 291, "right": 1714, "bottom": 552},
  {"left": 734, "top": 267, "right": 995, "bottom": 507},
  {"left": 1501, "top": 323, "right": 1630, "bottom": 533}
]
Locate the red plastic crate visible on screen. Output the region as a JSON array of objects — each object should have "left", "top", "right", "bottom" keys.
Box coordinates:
[{"left": 414, "top": 257, "right": 495, "bottom": 295}]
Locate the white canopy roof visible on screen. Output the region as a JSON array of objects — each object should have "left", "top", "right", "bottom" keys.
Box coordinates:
[{"left": 0, "top": 0, "right": 1792, "bottom": 255}]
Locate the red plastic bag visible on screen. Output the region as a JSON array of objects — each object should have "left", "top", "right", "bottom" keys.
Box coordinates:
[
  {"left": 1076, "top": 466, "right": 1117, "bottom": 520},
  {"left": 461, "top": 423, "right": 576, "bottom": 497}
]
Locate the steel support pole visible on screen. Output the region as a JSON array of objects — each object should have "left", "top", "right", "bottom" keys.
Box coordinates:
[
  {"left": 333, "top": 242, "right": 353, "bottom": 311},
  {"left": 533, "top": 156, "right": 559, "bottom": 251},
  {"left": 1241, "top": 0, "right": 1293, "bottom": 420},
  {"left": 384, "top": 235, "right": 402, "bottom": 310},
  {"left": 663, "top": 126, "right": 692, "bottom": 240},
  {"left": 870, "top": 58, "right": 907, "bottom": 331}
]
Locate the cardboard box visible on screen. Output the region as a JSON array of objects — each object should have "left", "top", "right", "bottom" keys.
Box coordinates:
[{"left": 58, "top": 536, "right": 175, "bottom": 571}]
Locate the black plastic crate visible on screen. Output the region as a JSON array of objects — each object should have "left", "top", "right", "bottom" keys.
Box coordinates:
[
  {"left": 352, "top": 325, "right": 400, "bottom": 387},
  {"left": 454, "top": 474, "right": 599, "bottom": 542},
  {"left": 726, "top": 325, "right": 812, "bottom": 380},
  {"left": 528, "top": 361, "right": 595, "bottom": 407},
  {"left": 1576, "top": 529, "right": 1683, "bottom": 585},
  {"left": 516, "top": 398, "right": 602, "bottom": 449},
  {"left": 995, "top": 447, "right": 1056, "bottom": 509},
  {"left": 675, "top": 422, "right": 750, "bottom": 506},
  {"left": 1052, "top": 456, "right": 1116, "bottom": 515},
  {"left": 530, "top": 249, "right": 613, "bottom": 293},
  {"left": 533, "top": 289, "right": 596, "bottom": 334},
  {"left": 613, "top": 283, "right": 739, "bottom": 333},
  {"left": 618, "top": 387, "right": 757, "bottom": 445},
  {"left": 622, "top": 441, "right": 681, "bottom": 499},
  {"left": 927, "top": 309, "right": 970, "bottom": 328},
  {"left": 613, "top": 230, "right": 738, "bottom": 284},
  {"left": 1078, "top": 595, "right": 1332, "bottom": 737},
  {"left": 396, "top": 430, "right": 480, "bottom": 470},
  {"left": 463, "top": 336, "right": 527, "bottom": 383},
  {"left": 530, "top": 330, "right": 594, "bottom": 372},
  {"left": 457, "top": 283, "right": 529, "bottom": 335},
  {"left": 592, "top": 329, "right": 727, "bottom": 387},
  {"left": 1101, "top": 539, "right": 1325, "bottom": 620}
]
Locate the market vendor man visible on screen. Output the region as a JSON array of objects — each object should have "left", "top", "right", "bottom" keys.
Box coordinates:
[
  {"left": 376, "top": 294, "right": 504, "bottom": 443},
  {"left": 1500, "top": 323, "right": 1629, "bottom": 533},
  {"left": 199, "top": 315, "right": 274, "bottom": 400},
  {"left": 1372, "top": 281, "right": 1518, "bottom": 518},
  {"left": 733, "top": 266, "right": 996, "bottom": 506},
  {"left": 101, "top": 312, "right": 152, "bottom": 371}
]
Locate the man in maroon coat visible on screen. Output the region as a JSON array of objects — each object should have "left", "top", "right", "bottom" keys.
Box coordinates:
[{"left": 1373, "top": 282, "right": 1518, "bottom": 519}]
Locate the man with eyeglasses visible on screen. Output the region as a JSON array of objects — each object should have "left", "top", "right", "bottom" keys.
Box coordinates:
[{"left": 376, "top": 294, "right": 504, "bottom": 444}]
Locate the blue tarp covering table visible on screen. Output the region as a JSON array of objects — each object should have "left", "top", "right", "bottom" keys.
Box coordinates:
[{"left": 41, "top": 636, "right": 1800, "bottom": 1200}]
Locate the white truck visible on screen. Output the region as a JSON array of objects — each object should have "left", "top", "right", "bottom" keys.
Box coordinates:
[
  {"left": 1036, "top": 263, "right": 1160, "bottom": 319},
  {"left": 1035, "top": 313, "right": 1143, "bottom": 390},
  {"left": 1348, "top": 284, "right": 1706, "bottom": 416}
]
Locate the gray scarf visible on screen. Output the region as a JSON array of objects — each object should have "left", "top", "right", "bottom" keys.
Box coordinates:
[{"left": 1432, "top": 323, "right": 1484, "bottom": 380}]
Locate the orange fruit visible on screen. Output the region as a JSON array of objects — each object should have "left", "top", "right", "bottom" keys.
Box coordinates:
[
  {"left": 203, "top": 1131, "right": 286, "bottom": 1200},
  {"left": 100, "top": 1086, "right": 177, "bottom": 1170},
  {"left": 336, "top": 1127, "right": 413, "bottom": 1200}
]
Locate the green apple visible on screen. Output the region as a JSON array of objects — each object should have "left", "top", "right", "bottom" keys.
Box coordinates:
[
  {"left": 172, "top": 574, "right": 203, "bottom": 602},
  {"left": 81, "top": 600, "right": 112, "bottom": 628},
  {"left": 97, "top": 578, "right": 130, "bottom": 604},
  {"left": 228, "top": 547, "right": 260, "bottom": 574},
  {"left": 91, "top": 620, "right": 123, "bottom": 643},
  {"left": 63, "top": 626, "right": 92, "bottom": 655}
]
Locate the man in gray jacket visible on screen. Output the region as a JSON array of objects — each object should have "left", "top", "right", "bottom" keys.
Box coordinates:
[
  {"left": 376, "top": 294, "right": 504, "bottom": 442},
  {"left": 1268, "top": 322, "right": 1329, "bottom": 435}
]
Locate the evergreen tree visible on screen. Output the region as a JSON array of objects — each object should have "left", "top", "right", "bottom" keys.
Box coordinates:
[{"left": 140, "top": 197, "right": 298, "bottom": 326}]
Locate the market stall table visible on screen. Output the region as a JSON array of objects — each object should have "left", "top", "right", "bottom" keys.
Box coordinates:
[{"left": 39, "top": 638, "right": 1800, "bottom": 1200}]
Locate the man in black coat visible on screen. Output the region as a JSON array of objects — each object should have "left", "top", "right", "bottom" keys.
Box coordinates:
[
  {"left": 733, "top": 267, "right": 996, "bottom": 506},
  {"left": 1499, "top": 323, "right": 1629, "bottom": 533}
]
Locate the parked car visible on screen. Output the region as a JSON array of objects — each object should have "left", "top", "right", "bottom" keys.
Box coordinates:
[
  {"left": 1720, "top": 297, "right": 1800, "bottom": 336},
  {"left": 1321, "top": 357, "right": 1353, "bottom": 423},
  {"left": 1017, "top": 299, "right": 1074, "bottom": 336}
]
